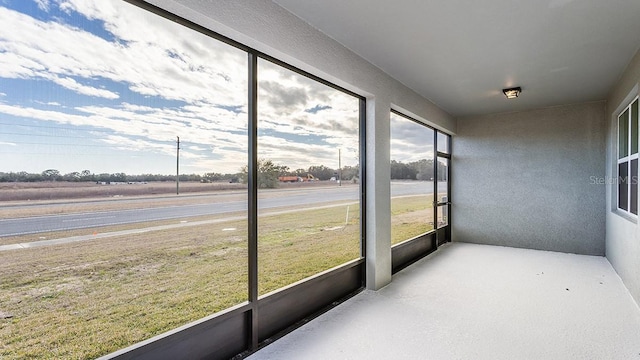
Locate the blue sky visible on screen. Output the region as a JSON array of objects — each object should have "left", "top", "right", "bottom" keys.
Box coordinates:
[{"left": 0, "top": 0, "right": 362, "bottom": 176}]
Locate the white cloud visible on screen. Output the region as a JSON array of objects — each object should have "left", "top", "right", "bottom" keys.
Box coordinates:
[
  {"left": 0, "top": 0, "right": 362, "bottom": 174},
  {"left": 34, "top": 0, "right": 50, "bottom": 11},
  {"left": 0, "top": 141, "right": 17, "bottom": 146},
  {"left": 101, "top": 134, "right": 174, "bottom": 156},
  {"left": 390, "top": 112, "right": 435, "bottom": 163},
  {"left": 46, "top": 74, "right": 119, "bottom": 99},
  {"left": 0, "top": 4, "right": 247, "bottom": 105}
]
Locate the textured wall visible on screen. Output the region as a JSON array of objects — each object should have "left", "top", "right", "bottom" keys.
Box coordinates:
[
  {"left": 452, "top": 102, "right": 606, "bottom": 255},
  {"left": 605, "top": 48, "right": 640, "bottom": 306}
]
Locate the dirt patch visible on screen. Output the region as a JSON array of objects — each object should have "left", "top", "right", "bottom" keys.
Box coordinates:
[
  {"left": 0, "top": 311, "right": 13, "bottom": 319},
  {"left": 0, "top": 182, "right": 247, "bottom": 202}
]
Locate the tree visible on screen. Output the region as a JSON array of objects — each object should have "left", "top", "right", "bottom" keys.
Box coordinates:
[
  {"left": 390, "top": 160, "right": 416, "bottom": 180},
  {"left": 80, "top": 170, "right": 94, "bottom": 182},
  {"left": 110, "top": 172, "right": 127, "bottom": 182},
  {"left": 202, "top": 172, "right": 220, "bottom": 183},
  {"left": 96, "top": 173, "right": 111, "bottom": 182},
  {"left": 341, "top": 165, "right": 359, "bottom": 182},
  {"left": 63, "top": 172, "right": 81, "bottom": 182},
  {"left": 308, "top": 165, "right": 334, "bottom": 180},
  {"left": 41, "top": 169, "right": 61, "bottom": 182},
  {"left": 293, "top": 168, "right": 307, "bottom": 176},
  {"left": 412, "top": 159, "right": 434, "bottom": 181},
  {"left": 240, "top": 159, "right": 289, "bottom": 188}
]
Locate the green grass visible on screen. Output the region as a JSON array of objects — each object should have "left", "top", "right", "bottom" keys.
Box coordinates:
[
  {"left": 391, "top": 195, "right": 434, "bottom": 244},
  {"left": 259, "top": 204, "right": 360, "bottom": 295},
  {"left": 0, "top": 199, "right": 429, "bottom": 359}
]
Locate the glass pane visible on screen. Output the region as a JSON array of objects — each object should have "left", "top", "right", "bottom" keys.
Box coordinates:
[
  {"left": 619, "top": 109, "right": 629, "bottom": 159},
  {"left": 437, "top": 157, "right": 449, "bottom": 203},
  {"left": 437, "top": 131, "right": 450, "bottom": 154},
  {"left": 390, "top": 113, "right": 435, "bottom": 245},
  {"left": 632, "top": 159, "right": 638, "bottom": 215},
  {"left": 436, "top": 156, "right": 449, "bottom": 229},
  {"left": 633, "top": 100, "right": 639, "bottom": 155},
  {"left": 437, "top": 204, "right": 449, "bottom": 228},
  {"left": 257, "top": 59, "right": 360, "bottom": 296},
  {"left": 619, "top": 162, "right": 629, "bottom": 211},
  {"left": 0, "top": 1, "right": 248, "bottom": 358}
]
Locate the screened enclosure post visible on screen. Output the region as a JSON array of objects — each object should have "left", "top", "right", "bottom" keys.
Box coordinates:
[
  {"left": 433, "top": 131, "right": 439, "bottom": 250},
  {"left": 248, "top": 51, "right": 259, "bottom": 350},
  {"left": 359, "top": 98, "right": 367, "bottom": 275}
]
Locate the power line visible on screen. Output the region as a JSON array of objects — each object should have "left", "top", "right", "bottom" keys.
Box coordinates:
[
  {"left": 0, "top": 141, "right": 151, "bottom": 148},
  {"left": 0, "top": 152, "right": 163, "bottom": 156},
  {"left": 0, "top": 122, "right": 115, "bottom": 133},
  {"left": 0, "top": 132, "right": 96, "bottom": 139}
]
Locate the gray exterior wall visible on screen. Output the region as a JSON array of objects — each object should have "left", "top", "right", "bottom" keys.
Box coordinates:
[
  {"left": 452, "top": 102, "right": 606, "bottom": 255},
  {"left": 606, "top": 48, "right": 640, "bottom": 306}
]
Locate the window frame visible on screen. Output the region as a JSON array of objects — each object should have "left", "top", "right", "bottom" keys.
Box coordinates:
[
  {"left": 617, "top": 96, "right": 639, "bottom": 216},
  {"left": 1, "top": 0, "right": 368, "bottom": 358},
  {"left": 389, "top": 110, "right": 437, "bottom": 245},
  {"left": 388, "top": 110, "right": 453, "bottom": 240}
]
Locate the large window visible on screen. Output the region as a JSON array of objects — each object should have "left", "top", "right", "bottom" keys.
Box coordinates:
[
  {"left": 256, "top": 59, "right": 362, "bottom": 295},
  {"left": 0, "top": 1, "right": 249, "bottom": 358},
  {"left": 389, "top": 111, "right": 451, "bottom": 246},
  {"left": 389, "top": 112, "right": 435, "bottom": 244},
  {"left": 0, "top": 1, "right": 363, "bottom": 359},
  {"left": 618, "top": 97, "right": 639, "bottom": 215}
]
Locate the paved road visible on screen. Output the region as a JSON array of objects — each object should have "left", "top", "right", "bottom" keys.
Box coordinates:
[{"left": 0, "top": 181, "right": 446, "bottom": 237}]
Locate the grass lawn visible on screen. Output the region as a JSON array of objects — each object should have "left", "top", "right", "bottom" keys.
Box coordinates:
[
  {"left": 0, "top": 204, "right": 360, "bottom": 359},
  {"left": 0, "top": 195, "right": 431, "bottom": 359},
  {"left": 391, "top": 195, "right": 434, "bottom": 244}
]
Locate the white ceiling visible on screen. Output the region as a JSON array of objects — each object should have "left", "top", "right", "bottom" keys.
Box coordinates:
[{"left": 273, "top": 0, "right": 640, "bottom": 117}]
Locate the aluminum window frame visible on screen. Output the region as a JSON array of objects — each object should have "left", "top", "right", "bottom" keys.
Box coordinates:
[
  {"left": 617, "top": 96, "right": 639, "bottom": 217},
  {"left": 389, "top": 110, "right": 452, "bottom": 272},
  {"left": 68, "top": 0, "right": 369, "bottom": 358}
]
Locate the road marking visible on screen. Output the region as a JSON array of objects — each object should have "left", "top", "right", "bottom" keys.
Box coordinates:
[
  {"left": 62, "top": 216, "right": 117, "bottom": 223},
  {"left": 0, "top": 202, "right": 358, "bottom": 252}
]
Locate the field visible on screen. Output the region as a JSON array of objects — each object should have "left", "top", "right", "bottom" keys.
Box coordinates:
[
  {"left": 0, "top": 182, "right": 434, "bottom": 359},
  {"left": 0, "top": 181, "right": 247, "bottom": 202},
  {"left": 391, "top": 195, "right": 434, "bottom": 244}
]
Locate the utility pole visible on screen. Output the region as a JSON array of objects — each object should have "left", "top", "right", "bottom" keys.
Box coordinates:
[
  {"left": 176, "top": 136, "right": 180, "bottom": 195},
  {"left": 338, "top": 148, "right": 342, "bottom": 186}
]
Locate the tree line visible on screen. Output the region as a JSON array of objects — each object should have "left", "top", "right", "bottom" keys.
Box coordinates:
[
  {"left": 241, "top": 158, "right": 447, "bottom": 188},
  {"left": 0, "top": 159, "right": 445, "bottom": 185},
  {"left": 0, "top": 169, "right": 239, "bottom": 183},
  {"left": 390, "top": 159, "right": 448, "bottom": 181}
]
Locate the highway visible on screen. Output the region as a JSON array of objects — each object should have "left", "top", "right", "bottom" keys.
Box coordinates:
[{"left": 0, "top": 181, "right": 446, "bottom": 237}]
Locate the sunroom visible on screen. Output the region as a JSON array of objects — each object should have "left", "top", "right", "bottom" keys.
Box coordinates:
[{"left": 1, "top": 1, "right": 640, "bottom": 359}]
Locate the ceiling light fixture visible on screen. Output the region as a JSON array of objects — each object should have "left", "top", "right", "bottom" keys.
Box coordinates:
[{"left": 502, "top": 87, "right": 521, "bottom": 99}]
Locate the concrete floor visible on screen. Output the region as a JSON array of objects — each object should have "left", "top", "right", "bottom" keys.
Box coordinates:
[{"left": 248, "top": 242, "right": 640, "bottom": 360}]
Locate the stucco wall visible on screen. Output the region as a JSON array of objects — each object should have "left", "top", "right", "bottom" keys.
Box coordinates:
[
  {"left": 606, "top": 48, "right": 640, "bottom": 306},
  {"left": 452, "top": 102, "right": 606, "bottom": 256}
]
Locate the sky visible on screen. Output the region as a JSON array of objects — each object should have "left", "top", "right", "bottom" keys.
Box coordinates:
[
  {"left": 0, "top": 0, "right": 430, "bottom": 176},
  {"left": 390, "top": 112, "right": 436, "bottom": 163}
]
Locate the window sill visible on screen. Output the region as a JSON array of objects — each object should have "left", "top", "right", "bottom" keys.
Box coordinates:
[{"left": 613, "top": 209, "right": 638, "bottom": 224}]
